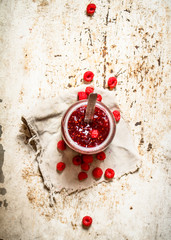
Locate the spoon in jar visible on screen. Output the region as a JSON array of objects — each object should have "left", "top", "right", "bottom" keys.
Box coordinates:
[{"left": 84, "top": 93, "right": 97, "bottom": 123}]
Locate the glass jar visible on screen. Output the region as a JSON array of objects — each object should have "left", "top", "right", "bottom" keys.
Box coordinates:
[{"left": 61, "top": 100, "right": 116, "bottom": 154}]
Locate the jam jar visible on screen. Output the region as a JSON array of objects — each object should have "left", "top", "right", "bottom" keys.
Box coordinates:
[{"left": 61, "top": 100, "right": 116, "bottom": 154}]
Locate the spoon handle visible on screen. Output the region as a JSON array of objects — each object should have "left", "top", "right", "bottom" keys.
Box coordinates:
[{"left": 84, "top": 93, "right": 97, "bottom": 123}]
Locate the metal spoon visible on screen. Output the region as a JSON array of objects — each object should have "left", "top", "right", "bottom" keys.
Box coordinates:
[{"left": 84, "top": 93, "right": 97, "bottom": 123}]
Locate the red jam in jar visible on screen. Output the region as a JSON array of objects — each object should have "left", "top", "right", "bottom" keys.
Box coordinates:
[
  {"left": 61, "top": 100, "right": 116, "bottom": 154},
  {"left": 68, "top": 106, "right": 110, "bottom": 148}
]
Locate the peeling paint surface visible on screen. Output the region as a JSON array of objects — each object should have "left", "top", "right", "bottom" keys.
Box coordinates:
[
  {"left": 0, "top": 0, "right": 171, "bottom": 239},
  {"left": 0, "top": 145, "right": 5, "bottom": 183}
]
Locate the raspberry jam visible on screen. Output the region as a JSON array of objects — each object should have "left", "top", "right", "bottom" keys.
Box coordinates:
[
  {"left": 68, "top": 106, "right": 110, "bottom": 148},
  {"left": 61, "top": 100, "right": 116, "bottom": 154}
]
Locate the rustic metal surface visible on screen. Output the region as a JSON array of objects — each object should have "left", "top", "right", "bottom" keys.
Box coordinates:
[{"left": 0, "top": 0, "right": 171, "bottom": 239}]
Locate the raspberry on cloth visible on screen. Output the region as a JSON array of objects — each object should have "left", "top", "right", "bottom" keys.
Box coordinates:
[
  {"left": 78, "top": 91, "right": 87, "bottom": 100},
  {"left": 82, "top": 155, "right": 93, "bottom": 164},
  {"left": 21, "top": 86, "right": 141, "bottom": 206},
  {"left": 96, "top": 151, "right": 106, "bottom": 161},
  {"left": 72, "top": 155, "right": 82, "bottom": 165},
  {"left": 105, "top": 168, "right": 115, "bottom": 179},
  {"left": 85, "top": 86, "right": 94, "bottom": 95},
  {"left": 57, "top": 140, "right": 66, "bottom": 151},
  {"left": 78, "top": 172, "right": 88, "bottom": 181},
  {"left": 92, "top": 167, "right": 103, "bottom": 179},
  {"left": 97, "top": 94, "right": 102, "bottom": 102},
  {"left": 56, "top": 162, "right": 66, "bottom": 172},
  {"left": 113, "top": 110, "right": 121, "bottom": 122},
  {"left": 81, "top": 163, "right": 90, "bottom": 171}
]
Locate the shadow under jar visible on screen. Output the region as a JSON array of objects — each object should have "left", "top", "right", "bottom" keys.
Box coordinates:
[{"left": 61, "top": 100, "right": 116, "bottom": 154}]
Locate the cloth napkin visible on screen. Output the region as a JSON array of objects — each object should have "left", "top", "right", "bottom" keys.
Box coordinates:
[{"left": 21, "top": 86, "right": 141, "bottom": 206}]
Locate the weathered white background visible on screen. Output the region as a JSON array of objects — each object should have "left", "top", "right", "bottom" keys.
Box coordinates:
[{"left": 0, "top": 0, "right": 170, "bottom": 239}]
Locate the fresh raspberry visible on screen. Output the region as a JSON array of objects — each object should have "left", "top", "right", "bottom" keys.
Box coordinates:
[
  {"left": 96, "top": 151, "right": 106, "bottom": 161},
  {"left": 83, "top": 71, "right": 94, "bottom": 82},
  {"left": 56, "top": 162, "right": 66, "bottom": 172},
  {"left": 85, "top": 86, "right": 94, "bottom": 96},
  {"left": 82, "top": 155, "right": 93, "bottom": 164},
  {"left": 57, "top": 140, "right": 66, "bottom": 151},
  {"left": 81, "top": 163, "right": 90, "bottom": 171},
  {"left": 72, "top": 155, "right": 82, "bottom": 166},
  {"left": 97, "top": 94, "right": 102, "bottom": 102},
  {"left": 78, "top": 91, "right": 87, "bottom": 100},
  {"left": 92, "top": 167, "right": 103, "bottom": 179},
  {"left": 82, "top": 216, "right": 93, "bottom": 228},
  {"left": 78, "top": 172, "right": 88, "bottom": 181},
  {"left": 86, "top": 4, "right": 96, "bottom": 16},
  {"left": 108, "top": 77, "right": 117, "bottom": 89},
  {"left": 105, "top": 168, "right": 115, "bottom": 179},
  {"left": 91, "top": 129, "right": 99, "bottom": 138},
  {"left": 113, "top": 110, "right": 120, "bottom": 122}
]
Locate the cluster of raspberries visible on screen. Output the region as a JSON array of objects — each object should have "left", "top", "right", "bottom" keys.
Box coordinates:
[
  {"left": 57, "top": 140, "right": 115, "bottom": 180},
  {"left": 78, "top": 83, "right": 121, "bottom": 123},
  {"left": 80, "top": 71, "right": 118, "bottom": 99}
]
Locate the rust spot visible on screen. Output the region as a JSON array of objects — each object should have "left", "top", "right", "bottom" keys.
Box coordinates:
[
  {"left": 105, "top": 6, "right": 110, "bottom": 25},
  {"left": 102, "top": 34, "right": 107, "bottom": 88},
  {"left": 39, "top": 0, "right": 49, "bottom": 7},
  {"left": 67, "top": 83, "right": 72, "bottom": 88},
  {"left": 124, "top": 9, "right": 131, "bottom": 13},
  {"left": 147, "top": 143, "right": 152, "bottom": 151},
  {"left": 140, "top": 85, "right": 144, "bottom": 90},
  {"left": 54, "top": 55, "right": 62, "bottom": 57},
  {"left": 19, "top": 89, "right": 24, "bottom": 103},
  {"left": 23, "top": 48, "right": 31, "bottom": 71},
  {"left": 135, "top": 121, "right": 142, "bottom": 126},
  {"left": 38, "top": 88, "right": 41, "bottom": 98},
  {"left": 130, "top": 206, "right": 133, "bottom": 210},
  {"left": 22, "top": 164, "right": 40, "bottom": 183},
  {"left": 27, "top": 189, "right": 35, "bottom": 202},
  {"left": 111, "top": 44, "right": 116, "bottom": 48},
  {"left": 141, "top": 56, "right": 148, "bottom": 60},
  {"left": 138, "top": 27, "right": 144, "bottom": 33},
  {"left": 102, "top": 46, "right": 108, "bottom": 58},
  {"left": 139, "top": 138, "right": 144, "bottom": 145},
  {"left": 104, "top": 64, "right": 106, "bottom": 73},
  {"left": 85, "top": 28, "right": 93, "bottom": 47},
  {"left": 130, "top": 102, "right": 133, "bottom": 108},
  {"left": 68, "top": 75, "right": 76, "bottom": 79},
  {"left": 71, "top": 221, "right": 77, "bottom": 230}
]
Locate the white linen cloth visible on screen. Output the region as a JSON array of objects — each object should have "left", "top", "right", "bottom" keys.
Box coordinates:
[{"left": 21, "top": 86, "right": 141, "bottom": 206}]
